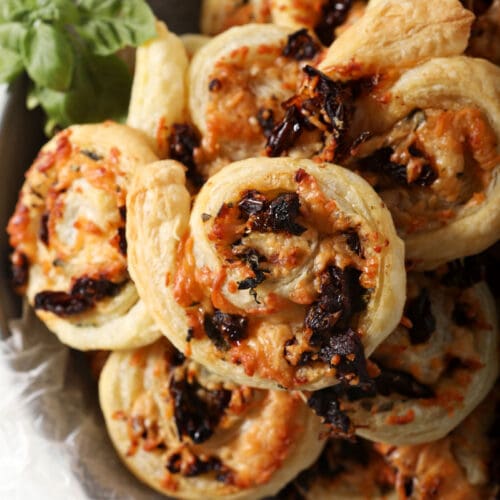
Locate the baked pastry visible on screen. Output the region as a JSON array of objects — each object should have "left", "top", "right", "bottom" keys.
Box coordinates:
[
  {"left": 127, "top": 22, "right": 189, "bottom": 157},
  {"left": 319, "top": 0, "right": 474, "bottom": 77},
  {"left": 200, "top": 0, "right": 272, "bottom": 35},
  {"left": 180, "top": 33, "right": 211, "bottom": 59},
  {"left": 200, "top": 0, "right": 367, "bottom": 46},
  {"left": 377, "top": 381, "right": 500, "bottom": 499},
  {"left": 99, "top": 338, "right": 325, "bottom": 499},
  {"left": 347, "top": 57, "right": 500, "bottom": 269},
  {"left": 263, "top": 44, "right": 500, "bottom": 265},
  {"left": 126, "top": 157, "right": 405, "bottom": 391},
  {"left": 7, "top": 122, "right": 161, "bottom": 350},
  {"left": 278, "top": 438, "right": 397, "bottom": 499},
  {"left": 188, "top": 24, "right": 320, "bottom": 177},
  {"left": 270, "top": 0, "right": 367, "bottom": 45},
  {"left": 308, "top": 268, "right": 498, "bottom": 444}
]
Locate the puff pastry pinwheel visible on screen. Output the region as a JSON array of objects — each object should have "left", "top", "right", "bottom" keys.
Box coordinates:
[
  {"left": 127, "top": 22, "right": 189, "bottom": 157},
  {"left": 99, "top": 338, "right": 324, "bottom": 499},
  {"left": 279, "top": 438, "right": 397, "bottom": 499},
  {"left": 308, "top": 268, "right": 498, "bottom": 444},
  {"left": 346, "top": 57, "right": 500, "bottom": 269},
  {"left": 127, "top": 157, "right": 405, "bottom": 391},
  {"left": 188, "top": 24, "right": 321, "bottom": 178},
  {"left": 318, "top": 0, "right": 474, "bottom": 77},
  {"left": 7, "top": 122, "right": 161, "bottom": 351},
  {"left": 268, "top": 53, "right": 500, "bottom": 268},
  {"left": 377, "top": 382, "right": 500, "bottom": 499}
]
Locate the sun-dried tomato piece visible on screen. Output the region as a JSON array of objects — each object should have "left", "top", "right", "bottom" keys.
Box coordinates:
[
  {"left": 306, "top": 266, "right": 366, "bottom": 341},
  {"left": 307, "top": 387, "right": 353, "bottom": 435},
  {"left": 168, "top": 123, "right": 203, "bottom": 187},
  {"left": 282, "top": 28, "right": 320, "bottom": 61},
  {"left": 318, "top": 328, "right": 372, "bottom": 386},
  {"left": 34, "top": 276, "right": 124, "bottom": 316},
  {"left": 375, "top": 368, "right": 435, "bottom": 399},
  {"left": 344, "top": 229, "right": 363, "bottom": 256},
  {"left": 314, "top": 0, "right": 354, "bottom": 46},
  {"left": 405, "top": 288, "right": 436, "bottom": 345},
  {"left": 238, "top": 190, "right": 267, "bottom": 217},
  {"left": 34, "top": 290, "right": 94, "bottom": 316},
  {"left": 166, "top": 452, "right": 226, "bottom": 478},
  {"left": 204, "top": 310, "right": 248, "bottom": 350},
  {"left": 238, "top": 190, "right": 306, "bottom": 236},
  {"left": 266, "top": 105, "right": 306, "bottom": 157},
  {"left": 357, "top": 145, "right": 437, "bottom": 187},
  {"left": 170, "top": 372, "right": 231, "bottom": 444}
]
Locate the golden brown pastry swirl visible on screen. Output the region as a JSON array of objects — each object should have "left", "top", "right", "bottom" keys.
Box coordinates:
[
  {"left": 127, "top": 157, "right": 405, "bottom": 391},
  {"left": 308, "top": 268, "right": 498, "bottom": 444},
  {"left": 7, "top": 122, "right": 160, "bottom": 350},
  {"left": 99, "top": 338, "right": 325, "bottom": 499}
]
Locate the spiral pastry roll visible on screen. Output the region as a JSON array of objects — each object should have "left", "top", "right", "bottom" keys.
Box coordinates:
[
  {"left": 127, "top": 157, "right": 405, "bottom": 391},
  {"left": 127, "top": 22, "right": 189, "bottom": 157},
  {"left": 309, "top": 268, "right": 498, "bottom": 444},
  {"left": 377, "top": 382, "right": 500, "bottom": 499},
  {"left": 99, "top": 338, "right": 324, "bottom": 499},
  {"left": 277, "top": 438, "right": 397, "bottom": 499},
  {"left": 347, "top": 57, "right": 500, "bottom": 268},
  {"left": 188, "top": 24, "right": 321, "bottom": 177},
  {"left": 7, "top": 122, "right": 160, "bottom": 350}
]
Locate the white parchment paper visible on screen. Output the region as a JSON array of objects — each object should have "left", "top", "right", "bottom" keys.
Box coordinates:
[{"left": 0, "top": 304, "right": 165, "bottom": 499}]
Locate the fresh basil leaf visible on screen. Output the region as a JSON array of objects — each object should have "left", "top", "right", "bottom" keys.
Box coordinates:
[
  {"left": 0, "top": 46, "right": 24, "bottom": 82},
  {"left": 0, "top": 22, "right": 26, "bottom": 50},
  {"left": 31, "top": 48, "right": 131, "bottom": 134},
  {"left": 76, "top": 0, "right": 156, "bottom": 55},
  {"left": 0, "top": 23, "right": 26, "bottom": 82},
  {"left": 0, "top": 0, "right": 37, "bottom": 23},
  {"left": 22, "top": 22, "right": 74, "bottom": 91}
]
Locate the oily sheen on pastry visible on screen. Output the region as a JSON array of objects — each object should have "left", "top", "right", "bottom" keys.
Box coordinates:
[
  {"left": 308, "top": 268, "right": 498, "bottom": 444},
  {"left": 127, "top": 22, "right": 189, "bottom": 157},
  {"left": 188, "top": 24, "right": 320, "bottom": 177},
  {"left": 377, "top": 382, "right": 500, "bottom": 499},
  {"left": 7, "top": 122, "right": 160, "bottom": 350},
  {"left": 127, "top": 157, "right": 405, "bottom": 391},
  {"left": 99, "top": 338, "right": 324, "bottom": 499}
]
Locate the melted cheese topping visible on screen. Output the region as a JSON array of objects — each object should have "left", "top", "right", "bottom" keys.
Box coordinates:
[
  {"left": 353, "top": 107, "right": 499, "bottom": 236},
  {"left": 173, "top": 169, "right": 379, "bottom": 389},
  {"left": 100, "top": 339, "right": 324, "bottom": 497},
  {"left": 200, "top": 43, "right": 304, "bottom": 169}
]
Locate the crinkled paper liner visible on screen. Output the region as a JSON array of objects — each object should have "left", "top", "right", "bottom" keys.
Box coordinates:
[{"left": 0, "top": 303, "right": 164, "bottom": 499}]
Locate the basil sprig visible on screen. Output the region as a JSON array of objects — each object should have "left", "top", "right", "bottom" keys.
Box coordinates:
[{"left": 0, "top": 0, "right": 156, "bottom": 134}]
